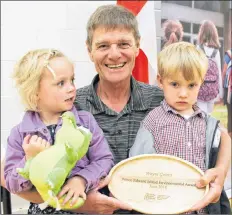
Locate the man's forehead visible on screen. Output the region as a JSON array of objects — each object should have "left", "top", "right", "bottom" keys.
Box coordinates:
[{"left": 93, "top": 28, "right": 135, "bottom": 43}]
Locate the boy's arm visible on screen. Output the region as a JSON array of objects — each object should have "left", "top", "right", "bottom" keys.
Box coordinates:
[
  {"left": 190, "top": 128, "right": 231, "bottom": 211},
  {"left": 4, "top": 127, "right": 33, "bottom": 193},
  {"left": 129, "top": 124, "right": 155, "bottom": 157},
  {"left": 68, "top": 114, "right": 114, "bottom": 192}
]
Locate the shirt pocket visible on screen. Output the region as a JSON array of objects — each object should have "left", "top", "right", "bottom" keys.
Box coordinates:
[{"left": 154, "top": 124, "right": 183, "bottom": 155}]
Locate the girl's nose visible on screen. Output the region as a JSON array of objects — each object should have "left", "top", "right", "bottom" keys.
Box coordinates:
[{"left": 67, "top": 83, "right": 75, "bottom": 92}]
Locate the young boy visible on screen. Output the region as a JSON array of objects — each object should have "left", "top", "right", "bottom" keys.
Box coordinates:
[{"left": 129, "top": 42, "right": 230, "bottom": 214}]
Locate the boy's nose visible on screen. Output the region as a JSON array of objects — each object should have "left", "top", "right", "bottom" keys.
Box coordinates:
[{"left": 179, "top": 88, "right": 188, "bottom": 97}]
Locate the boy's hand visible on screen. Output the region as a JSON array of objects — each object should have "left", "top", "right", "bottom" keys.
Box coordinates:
[
  {"left": 22, "top": 134, "right": 50, "bottom": 160},
  {"left": 57, "top": 176, "right": 87, "bottom": 207}
]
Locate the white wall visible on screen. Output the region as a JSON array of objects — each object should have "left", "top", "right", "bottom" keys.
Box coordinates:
[
  {"left": 1, "top": 1, "right": 116, "bottom": 149},
  {"left": 1, "top": 1, "right": 115, "bottom": 212}
]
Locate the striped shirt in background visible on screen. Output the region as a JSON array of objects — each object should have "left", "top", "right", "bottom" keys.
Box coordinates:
[{"left": 75, "top": 75, "right": 164, "bottom": 164}]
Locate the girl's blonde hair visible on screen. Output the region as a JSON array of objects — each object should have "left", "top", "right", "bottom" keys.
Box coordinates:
[
  {"left": 197, "top": 20, "right": 220, "bottom": 48},
  {"left": 158, "top": 41, "right": 208, "bottom": 83},
  {"left": 12, "top": 49, "right": 69, "bottom": 111}
]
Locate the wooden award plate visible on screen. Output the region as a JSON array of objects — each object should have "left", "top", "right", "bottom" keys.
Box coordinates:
[{"left": 108, "top": 154, "right": 209, "bottom": 214}]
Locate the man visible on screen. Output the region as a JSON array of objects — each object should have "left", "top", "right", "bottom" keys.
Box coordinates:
[{"left": 1, "top": 4, "right": 231, "bottom": 214}]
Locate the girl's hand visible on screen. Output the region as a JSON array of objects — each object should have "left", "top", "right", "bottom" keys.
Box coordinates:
[
  {"left": 57, "top": 176, "right": 87, "bottom": 207},
  {"left": 22, "top": 134, "right": 50, "bottom": 160}
]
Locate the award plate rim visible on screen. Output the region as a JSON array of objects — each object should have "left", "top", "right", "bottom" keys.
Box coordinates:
[{"left": 108, "top": 154, "right": 209, "bottom": 214}]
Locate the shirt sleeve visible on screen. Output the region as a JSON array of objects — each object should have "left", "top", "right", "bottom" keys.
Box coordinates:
[
  {"left": 129, "top": 124, "right": 156, "bottom": 157},
  {"left": 4, "top": 126, "right": 33, "bottom": 193},
  {"left": 68, "top": 114, "right": 114, "bottom": 192}
]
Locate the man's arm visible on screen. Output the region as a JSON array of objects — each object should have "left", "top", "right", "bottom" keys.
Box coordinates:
[{"left": 190, "top": 129, "right": 231, "bottom": 211}]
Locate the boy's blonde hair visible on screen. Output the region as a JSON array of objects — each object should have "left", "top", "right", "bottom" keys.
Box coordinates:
[
  {"left": 12, "top": 49, "right": 70, "bottom": 111},
  {"left": 158, "top": 41, "right": 208, "bottom": 82}
]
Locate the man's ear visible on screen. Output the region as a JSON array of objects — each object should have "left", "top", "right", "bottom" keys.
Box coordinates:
[
  {"left": 157, "top": 74, "right": 163, "bottom": 89},
  {"left": 86, "top": 42, "right": 94, "bottom": 62},
  {"left": 135, "top": 39, "right": 140, "bottom": 57}
]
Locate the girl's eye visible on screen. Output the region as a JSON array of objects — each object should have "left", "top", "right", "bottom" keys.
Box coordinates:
[
  {"left": 57, "top": 80, "right": 64, "bottom": 87},
  {"left": 170, "top": 82, "right": 178, "bottom": 87},
  {"left": 71, "top": 78, "right": 75, "bottom": 84}
]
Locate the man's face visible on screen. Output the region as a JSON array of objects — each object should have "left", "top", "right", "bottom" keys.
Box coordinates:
[
  {"left": 158, "top": 73, "right": 202, "bottom": 115},
  {"left": 88, "top": 27, "right": 140, "bottom": 84}
]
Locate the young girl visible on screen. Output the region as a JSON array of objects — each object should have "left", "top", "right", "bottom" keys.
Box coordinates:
[
  {"left": 197, "top": 20, "right": 223, "bottom": 114},
  {"left": 4, "top": 49, "right": 114, "bottom": 214},
  {"left": 162, "top": 19, "right": 183, "bottom": 48}
]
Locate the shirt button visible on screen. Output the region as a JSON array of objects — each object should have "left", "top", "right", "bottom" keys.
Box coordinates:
[
  {"left": 187, "top": 142, "right": 191, "bottom": 147},
  {"left": 186, "top": 122, "right": 190, "bottom": 127},
  {"left": 43, "top": 128, "right": 47, "bottom": 133},
  {"left": 117, "top": 130, "right": 122, "bottom": 135}
]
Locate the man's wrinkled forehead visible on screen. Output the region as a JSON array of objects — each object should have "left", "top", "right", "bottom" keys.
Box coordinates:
[{"left": 92, "top": 26, "right": 136, "bottom": 43}]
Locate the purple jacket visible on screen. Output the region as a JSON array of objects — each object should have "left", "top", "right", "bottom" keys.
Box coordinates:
[{"left": 4, "top": 106, "right": 114, "bottom": 194}]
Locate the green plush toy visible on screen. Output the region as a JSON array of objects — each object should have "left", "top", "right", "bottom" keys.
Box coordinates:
[{"left": 17, "top": 111, "right": 92, "bottom": 210}]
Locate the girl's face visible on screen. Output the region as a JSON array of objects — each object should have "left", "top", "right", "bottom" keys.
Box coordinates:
[{"left": 37, "top": 57, "right": 76, "bottom": 115}]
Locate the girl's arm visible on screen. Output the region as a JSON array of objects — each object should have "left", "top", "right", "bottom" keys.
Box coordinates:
[{"left": 4, "top": 126, "right": 33, "bottom": 193}]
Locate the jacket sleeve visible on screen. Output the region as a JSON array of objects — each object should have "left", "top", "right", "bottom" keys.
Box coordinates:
[
  {"left": 129, "top": 124, "right": 155, "bottom": 157},
  {"left": 4, "top": 126, "right": 33, "bottom": 193},
  {"left": 68, "top": 114, "right": 114, "bottom": 192}
]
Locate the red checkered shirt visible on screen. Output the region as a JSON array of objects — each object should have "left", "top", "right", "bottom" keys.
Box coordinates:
[{"left": 142, "top": 100, "right": 208, "bottom": 214}]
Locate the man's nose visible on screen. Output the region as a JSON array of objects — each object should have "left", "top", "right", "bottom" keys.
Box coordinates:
[{"left": 108, "top": 44, "right": 122, "bottom": 59}]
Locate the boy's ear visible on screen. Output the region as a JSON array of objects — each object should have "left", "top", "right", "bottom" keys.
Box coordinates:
[
  {"left": 86, "top": 42, "right": 94, "bottom": 62},
  {"left": 157, "top": 74, "right": 163, "bottom": 89}
]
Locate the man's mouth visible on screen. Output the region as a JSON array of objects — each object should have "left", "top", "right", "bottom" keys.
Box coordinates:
[{"left": 105, "top": 63, "right": 126, "bottom": 69}]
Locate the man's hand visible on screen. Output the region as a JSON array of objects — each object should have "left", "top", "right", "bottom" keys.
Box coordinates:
[
  {"left": 189, "top": 167, "right": 226, "bottom": 211},
  {"left": 57, "top": 176, "right": 86, "bottom": 207},
  {"left": 23, "top": 134, "right": 50, "bottom": 160},
  {"left": 75, "top": 190, "right": 132, "bottom": 214},
  {"left": 73, "top": 175, "right": 132, "bottom": 214}
]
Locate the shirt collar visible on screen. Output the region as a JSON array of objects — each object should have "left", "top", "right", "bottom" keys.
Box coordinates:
[
  {"left": 20, "top": 106, "right": 82, "bottom": 132},
  {"left": 87, "top": 75, "right": 149, "bottom": 114},
  {"left": 161, "top": 99, "right": 206, "bottom": 118}
]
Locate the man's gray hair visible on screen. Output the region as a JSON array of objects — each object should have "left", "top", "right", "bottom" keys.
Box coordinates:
[{"left": 86, "top": 4, "right": 140, "bottom": 49}]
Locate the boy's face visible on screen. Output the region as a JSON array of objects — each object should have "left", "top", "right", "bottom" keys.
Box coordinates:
[{"left": 157, "top": 73, "right": 202, "bottom": 115}]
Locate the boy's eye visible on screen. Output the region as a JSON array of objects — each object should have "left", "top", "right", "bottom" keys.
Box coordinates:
[
  {"left": 189, "top": 83, "right": 196, "bottom": 88},
  {"left": 57, "top": 80, "right": 64, "bottom": 87}
]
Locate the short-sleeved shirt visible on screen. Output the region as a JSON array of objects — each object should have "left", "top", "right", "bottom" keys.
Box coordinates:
[{"left": 75, "top": 75, "right": 164, "bottom": 164}]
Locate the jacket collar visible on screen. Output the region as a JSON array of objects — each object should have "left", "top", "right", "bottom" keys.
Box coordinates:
[{"left": 19, "top": 106, "right": 81, "bottom": 133}]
